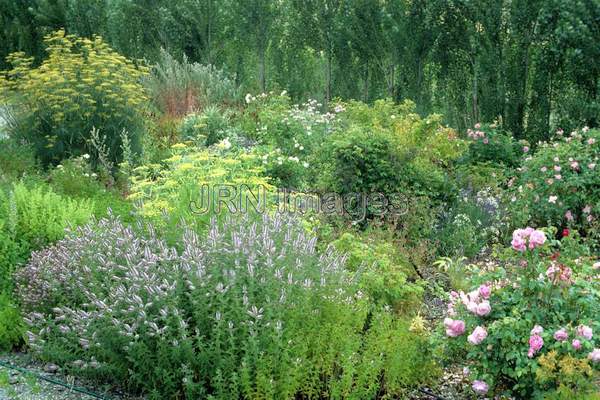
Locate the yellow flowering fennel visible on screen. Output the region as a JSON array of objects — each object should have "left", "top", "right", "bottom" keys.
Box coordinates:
[
  {"left": 128, "top": 146, "right": 275, "bottom": 222},
  {"left": 0, "top": 29, "right": 148, "bottom": 163}
]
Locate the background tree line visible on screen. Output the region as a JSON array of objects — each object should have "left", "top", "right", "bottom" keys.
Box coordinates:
[{"left": 1, "top": 0, "right": 599, "bottom": 141}]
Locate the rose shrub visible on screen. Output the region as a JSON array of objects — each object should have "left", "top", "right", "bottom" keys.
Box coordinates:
[
  {"left": 441, "top": 227, "right": 600, "bottom": 397},
  {"left": 510, "top": 127, "right": 600, "bottom": 243}
]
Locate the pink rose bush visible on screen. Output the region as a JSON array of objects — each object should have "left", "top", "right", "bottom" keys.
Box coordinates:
[
  {"left": 510, "top": 127, "right": 599, "bottom": 242},
  {"left": 511, "top": 227, "right": 546, "bottom": 252},
  {"left": 441, "top": 227, "right": 599, "bottom": 397}
]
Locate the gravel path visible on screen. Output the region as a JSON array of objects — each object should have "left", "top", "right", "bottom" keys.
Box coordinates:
[{"left": 0, "top": 353, "right": 140, "bottom": 400}]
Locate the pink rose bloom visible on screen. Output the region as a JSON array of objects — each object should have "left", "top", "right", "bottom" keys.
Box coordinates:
[
  {"left": 483, "top": 138, "right": 489, "bottom": 144},
  {"left": 553, "top": 328, "right": 568, "bottom": 342},
  {"left": 572, "top": 339, "right": 582, "bottom": 350},
  {"left": 589, "top": 349, "right": 600, "bottom": 363},
  {"left": 589, "top": 163, "right": 596, "bottom": 170},
  {"left": 474, "top": 123, "right": 481, "bottom": 129},
  {"left": 528, "top": 230, "right": 546, "bottom": 249},
  {"left": 540, "top": 166, "right": 547, "bottom": 172},
  {"left": 570, "top": 161, "right": 579, "bottom": 170},
  {"left": 583, "top": 205, "right": 592, "bottom": 214},
  {"left": 476, "top": 301, "right": 491, "bottom": 316},
  {"left": 444, "top": 318, "right": 466, "bottom": 337},
  {"left": 468, "top": 326, "right": 488, "bottom": 345},
  {"left": 554, "top": 165, "right": 561, "bottom": 172},
  {"left": 554, "top": 174, "right": 561, "bottom": 180},
  {"left": 577, "top": 325, "right": 593, "bottom": 340},
  {"left": 588, "top": 138, "right": 596, "bottom": 145},
  {"left": 523, "top": 146, "right": 529, "bottom": 153},
  {"left": 479, "top": 284, "right": 491, "bottom": 299},
  {"left": 528, "top": 334, "right": 544, "bottom": 358},
  {"left": 511, "top": 236, "right": 526, "bottom": 252},
  {"left": 531, "top": 325, "right": 544, "bottom": 335},
  {"left": 556, "top": 128, "right": 564, "bottom": 135},
  {"left": 472, "top": 380, "right": 489, "bottom": 395}
]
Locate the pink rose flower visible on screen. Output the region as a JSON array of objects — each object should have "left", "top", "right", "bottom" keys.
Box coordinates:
[
  {"left": 572, "top": 339, "right": 582, "bottom": 350},
  {"left": 528, "top": 230, "right": 546, "bottom": 249},
  {"left": 528, "top": 334, "right": 544, "bottom": 358},
  {"left": 472, "top": 380, "right": 489, "bottom": 395},
  {"left": 589, "top": 349, "right": 600, "bottom": 363},
  {"left": 478, "top": 284, "right": 491, "bottom": 299},
  {"left": 588, "top": 138, "right": 596, "bottom": 145},
  {"left": 577, "top": 325, "right": 593, "bottom": 340},
  {"left": 474, "top": 123, "right": 481, "bottom": 129},
  {"left": 540, "top": 166, "right": 547, "bottom": 172},
  {"left": 476, "top": 301, "right": 491, "bottom": 316},
  {"left": 553, "top": 328, "right": 568, "bottom": 342},
  {"left": 444, "top": 318, "right": 466, "bottom": 337},
  {"left": 468, "top": 326, "right": 488, "bottom": 345}
]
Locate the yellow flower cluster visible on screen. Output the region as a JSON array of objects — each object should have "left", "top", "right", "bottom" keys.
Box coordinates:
[
  {"left": 0, "top": 29, "right": 148, "bottom": 157},
  {"left": 128, "top": 144, "right": 274, "bottom": 220}
]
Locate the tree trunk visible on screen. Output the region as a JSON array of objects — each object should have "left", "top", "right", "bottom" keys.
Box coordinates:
[{"left": 259, "top": 45, "right": 266, "bottom": 93}]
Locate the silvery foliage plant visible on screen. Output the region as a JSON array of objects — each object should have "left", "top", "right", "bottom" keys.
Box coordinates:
[{"left": 15, "top": 213, "right": 360, "bottom": 397}]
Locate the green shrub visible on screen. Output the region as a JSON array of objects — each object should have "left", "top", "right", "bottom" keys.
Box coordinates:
[
  {"left": 0, "top": 181, "right": 94, "bottom": 293},
  {"left": 435, "top": 188, "right": 509, "bottom": 258},
  {"left": 0, "top": 292, "right": 23, "bottom": 351},
  {"left": 315, "top": 100, "right": 463, "bottom": 240},
  {"left": 462, "top": 122, "right": 523, "bottom": 168},
  {"left": 0, "top": 29, "right": 148, "bottom": 166},
  {"left": 331, "top": 231, "right": 423, "bottom": 314},
  {"left": 16, "top": 214, "right": 438, "bottom": 399},
  {"left": 48, "top": 157, "right": 134, "bottom": 222},
  {"left": 510, "top": 127, "right": 600, "bottom": 241},
  {"left": 178, "top": 106, "right": 232, "bottom": 146},
  {"left": 240, "top": 94, "right": 338, "bottom": 189}
]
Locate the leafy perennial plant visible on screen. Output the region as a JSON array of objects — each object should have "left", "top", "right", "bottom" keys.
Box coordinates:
[{"left": 16, "top": 214, "right": 437, "bottom": 399}]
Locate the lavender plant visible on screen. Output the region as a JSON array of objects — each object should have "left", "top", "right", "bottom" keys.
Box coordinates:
[{"left": 15, "top": 214, "right": 437, "bottom": 399}]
